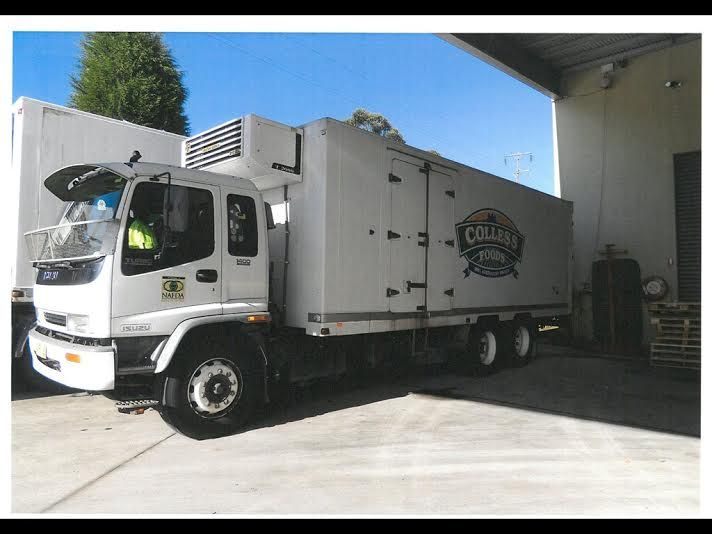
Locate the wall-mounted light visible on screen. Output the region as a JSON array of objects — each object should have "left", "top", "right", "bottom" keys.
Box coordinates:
[
  {"left": 600, "top": 63, "right": 615, "bottom": 89},
  {"left": 665, "top": 80, "right": 683, "bottom": 89}
]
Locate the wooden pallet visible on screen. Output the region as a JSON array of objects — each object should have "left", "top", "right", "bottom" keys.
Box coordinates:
[
  {"left": 649, "top": 302, "right": 701, "bottom": 315},
  {"left": 649, "top": 302, "right": 701, "bottom": 369},
  {"left": 650, "top": 343, "right": 701, "bottom": 369},
  {"left": 651, "top": 318, "right": 700, "bottom": 343}
]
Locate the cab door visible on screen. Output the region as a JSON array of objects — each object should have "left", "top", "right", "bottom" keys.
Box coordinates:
[
  {"left": 112, "top": 177, "right": 222, "bottom": 332},
  {"left": 220, "top": 187, "right": 269, "bottom": 314}
]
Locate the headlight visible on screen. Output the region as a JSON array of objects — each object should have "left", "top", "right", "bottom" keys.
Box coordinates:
[{"left": 66, "top": 314, "right": 91, "bottom": 333}]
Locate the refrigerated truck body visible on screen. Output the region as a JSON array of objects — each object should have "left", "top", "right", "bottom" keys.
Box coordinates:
[
  {"left": 25, "top": 114, "right": 573, "bottom": 438},
  {"left": 10, "top": 97, "right": 185, "bottom": 375}
]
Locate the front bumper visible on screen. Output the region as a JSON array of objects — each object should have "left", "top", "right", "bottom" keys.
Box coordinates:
[{"left": 28, "top": 328, "right": 115, "bottom": 391}]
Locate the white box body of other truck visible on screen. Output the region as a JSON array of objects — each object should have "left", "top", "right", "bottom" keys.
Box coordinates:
[{"left": 11, "top": 97, "right": 186, "bottom": 301}]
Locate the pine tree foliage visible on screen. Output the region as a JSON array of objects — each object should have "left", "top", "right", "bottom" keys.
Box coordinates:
[{"left": 70, "top": 32, "right": 189, "bottom": 135}]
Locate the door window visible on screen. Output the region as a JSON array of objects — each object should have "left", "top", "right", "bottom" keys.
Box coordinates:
[
  {"left": 226, "top": 194, "right": 258, "bottom": 257},
  {"left": 122, "top": 181, "right": 214, "bottom": 276}
]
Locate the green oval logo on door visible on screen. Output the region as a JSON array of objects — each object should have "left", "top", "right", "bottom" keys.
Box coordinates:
[
  {"left": 163, "top": 280, "right": 184, "bottom": 292},
  {"left": 161, "top": 276, "right": 186, "bottom": 301}
]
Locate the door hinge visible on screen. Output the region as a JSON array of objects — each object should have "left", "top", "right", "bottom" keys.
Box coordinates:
[
  {"left": 444, "top": 239, "right": 454, "bottom": 247},
  {"left": 386, "top": 288, "right": 400, "bottom": 297},
  {"left": 444, "top": 288, "right": 454, "bottom": 297},
  {"left": 387, "top": 230, "right": 401, "bottom": 240},
  {"left": 388, "top": 173, "right": 402, "bottom": 183},
  {"left": 445, "top": 190, "right": 455, "bottom": 198}
]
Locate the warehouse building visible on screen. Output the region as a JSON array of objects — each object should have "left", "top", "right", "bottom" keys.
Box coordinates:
[{"left": 442, "top": 34, "right": 701, "bottom": 358}]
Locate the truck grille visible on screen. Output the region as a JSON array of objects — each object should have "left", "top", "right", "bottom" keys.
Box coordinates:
[
  {"left": 184, "top": 118, "right": 242, "bottom": 170},
  {"left": 44, "top": 312, "right": 67, "bottom": 327},
  {"left": 35, "top": 325, "right": 112, "bottom": 347}
]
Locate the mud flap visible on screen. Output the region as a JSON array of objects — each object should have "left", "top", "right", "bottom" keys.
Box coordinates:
[{"left": 162, "top": 376, "right": 180, "bottom": 408}]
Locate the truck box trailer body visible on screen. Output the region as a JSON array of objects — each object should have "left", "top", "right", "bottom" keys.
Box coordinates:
[
  {"left": 24, "top": 113, "right": 572, "bottom": 439},
  {"left": 187, "top": 116, "right": 573, "bottom": 337},
  {"left": 11, "top": 97, "right": 185, "bottom": 372}
]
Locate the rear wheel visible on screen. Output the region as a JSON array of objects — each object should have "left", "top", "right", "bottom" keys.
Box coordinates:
[
  {"left": 509, "top": 322, "right": 536, "bottom": 367},
  {"left": 468, "top": 326, "right": 500, "bottom": 376},
  {"left": 158, "top": 337, "right": 262, "bottom": 440}
]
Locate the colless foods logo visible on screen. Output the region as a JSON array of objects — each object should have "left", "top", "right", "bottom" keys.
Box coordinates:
[
  {"left": 455, "top": 209, "right": 525, "bottom": 279},
  {"left": 161, "top": 276, "right": 185, "bottom": 301}
]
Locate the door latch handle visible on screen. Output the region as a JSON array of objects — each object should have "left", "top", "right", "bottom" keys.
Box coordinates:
[
  {"left": 196, "top": 269, "right": 218, "bottom": 283},
  {"left": 406, "top": 281, "right": 427, "bottom": 292}
]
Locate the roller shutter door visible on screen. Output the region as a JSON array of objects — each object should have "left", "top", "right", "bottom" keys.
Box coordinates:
[{"left": 674, "top": 151, "right": 701, "bottom": 302}]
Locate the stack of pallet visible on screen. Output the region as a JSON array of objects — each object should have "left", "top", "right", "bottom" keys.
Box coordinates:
[{"left": 649, "top": 302, "right": 701, "bottom": 369}]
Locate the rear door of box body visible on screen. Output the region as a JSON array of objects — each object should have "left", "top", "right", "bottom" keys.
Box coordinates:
[
  {"left": 426, "top": 167, "right": 456, "bottom": 312},
  {"left": 388, "top": 158, "right": 427, "bottom": 312},
  {"left": 388, "top": 157, "right": 456, "bottom": 313}
]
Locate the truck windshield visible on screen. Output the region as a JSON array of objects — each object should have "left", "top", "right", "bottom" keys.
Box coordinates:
[
  {"left": 60, "top": 189, "right": 124, "bottom": 225},
  {"left": 25, "top": 171, "right": 127, "bottom": 263}
]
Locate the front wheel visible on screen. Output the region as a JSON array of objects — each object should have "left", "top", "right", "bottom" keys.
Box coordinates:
[{"left": 158, "top": 338, "right": 261, "bottom": 440}]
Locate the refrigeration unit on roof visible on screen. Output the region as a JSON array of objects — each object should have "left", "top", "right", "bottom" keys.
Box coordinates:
[{"left": 182, "top": 114, "right": 303, "bottom": 191}]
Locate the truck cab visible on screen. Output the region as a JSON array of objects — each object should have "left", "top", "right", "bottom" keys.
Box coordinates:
[{"left": 25, "top": 162, "right": 272, "bottom": 439}]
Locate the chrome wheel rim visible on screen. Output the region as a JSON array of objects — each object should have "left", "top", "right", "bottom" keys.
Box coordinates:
[{"left": 187, "top": 358, "right": 242, "bottom": 419}]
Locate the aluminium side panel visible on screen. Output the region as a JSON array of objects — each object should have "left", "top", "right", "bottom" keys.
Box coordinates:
[
  {"left": 321, "top": 119, "right": 390, "bottom": 318},
  {"left": 275, "top": 117, "right": 572, "bottom": 335},
  {"left": 277, "top": 119, "right": 329, "bottom": 329},
  {"left": 451, "top": 167, "right": 572, "bottom": 318}
]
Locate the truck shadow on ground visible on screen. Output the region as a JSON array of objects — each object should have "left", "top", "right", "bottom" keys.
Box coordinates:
[
  {"left": 12, "top": 350, "right": 700, "bottom": 438},
  {"left": 239, "top": 351, "right": 701, "bottom": 439}
]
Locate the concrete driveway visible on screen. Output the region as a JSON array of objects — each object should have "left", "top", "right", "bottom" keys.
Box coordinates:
[{"left": 12, "top": 351, "right": 700, "bottom": 515}]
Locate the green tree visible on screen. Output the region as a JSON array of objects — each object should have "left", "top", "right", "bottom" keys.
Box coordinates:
[
  {"left": 345, "top": 108, "right": 405, "bottom": 144},
  {"left": 70, "top": 32, "right": 189, "bottom": 135}
]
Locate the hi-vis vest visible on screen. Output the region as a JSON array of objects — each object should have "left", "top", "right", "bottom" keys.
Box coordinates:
[{"left": 128, "top": 219, "right": 157, "bottom": 250}]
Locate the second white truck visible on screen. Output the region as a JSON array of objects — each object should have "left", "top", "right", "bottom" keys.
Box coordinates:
[
  {"left": 25, "top": 114, "right": 573, "bottom": 439},
  {"left": 10, "top": 97, "right": 185, "bottom": 385}
]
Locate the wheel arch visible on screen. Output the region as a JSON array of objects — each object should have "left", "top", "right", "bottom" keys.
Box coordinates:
[
  {"left": 154, "top": 315, "right": 268, "bottom": 375},
  {"left": 474, "top": 315, "right": 500, "bottom": 331}
]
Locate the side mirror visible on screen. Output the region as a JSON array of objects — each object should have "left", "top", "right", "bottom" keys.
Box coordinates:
[{"left": 265, "top": 202, "right": 276, "bottom": 230}]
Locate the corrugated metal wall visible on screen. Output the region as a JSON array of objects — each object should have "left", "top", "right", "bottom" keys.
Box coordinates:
[{"left": 674, "top": 151, "right": 701, "bottom": 302}]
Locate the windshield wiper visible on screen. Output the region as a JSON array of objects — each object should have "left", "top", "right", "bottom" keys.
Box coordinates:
[{"left": 67, "top": 168, "right": 105, "bottom": 192}]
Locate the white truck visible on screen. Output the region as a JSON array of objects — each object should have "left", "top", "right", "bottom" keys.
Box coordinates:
[
  {"left": 25, "top": 114, "right": 573, "bottom": 439},
  {"left": 10, "top": 97, "right": 185, "bottom": 385}
]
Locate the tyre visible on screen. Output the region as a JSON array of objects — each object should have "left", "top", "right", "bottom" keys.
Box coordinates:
[
  {"left": 508, "top": 322, "right": 536, "bottom": 367},
  {"left": 158, "top": 336, "right": 262, "bottom": 440},
  {"left": 468, "top": 325, "right": 501, "bottom": 376}
]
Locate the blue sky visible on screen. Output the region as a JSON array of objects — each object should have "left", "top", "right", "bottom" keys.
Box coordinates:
[{"left": 13, "top": 32, "right": 555, "bottom": 194}]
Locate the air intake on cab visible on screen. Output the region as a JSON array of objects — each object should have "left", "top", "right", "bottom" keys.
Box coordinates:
[{"left": 182, "top": 114, "right": 303, "bottom": 191}]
